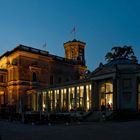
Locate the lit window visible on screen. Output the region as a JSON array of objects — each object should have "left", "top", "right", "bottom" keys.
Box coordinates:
[
  {"left": 80, "top": 86, "right": 84, "bottom": 97},
  {"left": 100, "top": 82, "right": 113, "bottom": 110},
  {"left": 106, "top": 83, "right": 113, "bottom": 93},
  {"left": 86, "top": 84, "right": 92, "bottom": 111},
  {"left": 69, "top": 87, "right": 75, "bottom": 110},
  {"left": 42, "top": 91, "right": 46, "bottom": 111}
]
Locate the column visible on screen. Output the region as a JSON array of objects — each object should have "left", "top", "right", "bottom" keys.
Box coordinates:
[
  {"left": 74, "top": 86, "right": 77, "bottom": 110},
  {"left": 92, "top": 81, "right": 99, "bottom": 111},
  {"left": 59, "top": 89, "right": 63, "bottom": 111},
  {"left": 52, "top": 90, "right": 55, "bottom": 112},
  {"left": 46, "top": 91, "right": 49, "bottom": 113},
  {"left": 113, "top": 78, "right": 117, "bottom": 110},
  {"left": 66, "top": 88, "right": 69, "bottom": 111},
  {"left": 83, "top": 85, "right": 87, "bottom": 111}
]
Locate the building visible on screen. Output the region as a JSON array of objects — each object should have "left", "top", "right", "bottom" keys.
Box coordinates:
[
  {"left": 0, "top": 39, "right": 87, "bottom": 112},
  {"left": 90, "top": 58, "right": 140, "bottom": 111},
  {"left": 27, "top": 79, "right": 92, "bottom": 112},
  {"left": 30, "top": 58, "right": 140, "bottom": 113},
  {"left": 1, "top": 39, "right": 140, "bottom": 114}
]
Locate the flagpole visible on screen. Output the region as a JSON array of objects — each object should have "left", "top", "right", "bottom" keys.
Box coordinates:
[
  {"left": 71, "top": 27, "right": 76, "bottom": 39},
  {"left": 74, "top": 29, "right": 76, "bottom": 39},
  {"left": 43, "top": 42, "right": 47, "bottom": 51}
]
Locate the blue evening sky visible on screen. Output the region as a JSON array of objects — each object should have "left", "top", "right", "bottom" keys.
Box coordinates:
[{"left": 0, "top": 0, "right": 140, "bottom": 71}]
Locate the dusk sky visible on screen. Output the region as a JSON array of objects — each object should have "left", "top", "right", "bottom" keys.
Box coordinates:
[{"left": 0, "top": 0, "right": 140, "bottom": 71}]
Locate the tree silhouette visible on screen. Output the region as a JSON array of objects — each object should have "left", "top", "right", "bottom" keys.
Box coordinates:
[
  {"left": 105, "top": 46, "right": 137, "bottom": 62},
  {"left": 105, "top": 52, "right": 114, "bottom": 61}
]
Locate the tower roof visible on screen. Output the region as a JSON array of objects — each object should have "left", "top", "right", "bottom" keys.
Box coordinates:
[{"left": 64, "top": 39, "right": 86, "bottom": 45}]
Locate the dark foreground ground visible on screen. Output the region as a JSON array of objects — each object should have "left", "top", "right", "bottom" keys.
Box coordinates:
[{"left": 0, "top": 120, "right": 140, "bottom": 140}]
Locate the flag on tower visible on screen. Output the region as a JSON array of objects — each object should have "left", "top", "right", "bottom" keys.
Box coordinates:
[
  {"left": 70, "top": 27, "right": 76, "bottom": 33},
  {"left": 70, "top": 27, "right": 76, "bottom": 39},
  {"left": 43, "top": 42, "right": 47, "bottom": 50}
]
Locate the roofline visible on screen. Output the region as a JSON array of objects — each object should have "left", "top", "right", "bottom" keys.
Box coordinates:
[
  {"left": 0, "top": 44, "right": 49, "bottom": 59},
  {"left": 0, "top": 44, "right": 86, "bottom": 66}
]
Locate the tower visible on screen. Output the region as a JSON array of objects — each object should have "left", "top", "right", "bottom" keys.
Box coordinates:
[{"left": 64, "top": 39, "right": 86, "bottom": 65}]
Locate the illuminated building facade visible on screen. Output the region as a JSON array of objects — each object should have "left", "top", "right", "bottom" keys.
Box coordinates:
[
  {"left": 90, "top": 58, "right": 140, "bottom": 111},
  {"left": 27, "top": 80, "right": 92, "bottom": 112},
  {"left": 28, "top": 58, "right": 140, "bottom": 113},
  {"left": 0, "top": 39, "right": 87, "bottom": 112},
  {"left": 0, "top": 39, "right": 140, "bottom": 114}
]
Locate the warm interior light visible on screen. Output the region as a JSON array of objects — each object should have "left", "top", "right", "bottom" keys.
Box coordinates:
[
  {"left": 43, "top": 104, "right": 46, "bottom": 108},
  {"left": 0, "top": 91, "right": 4, "bottom": 95}
]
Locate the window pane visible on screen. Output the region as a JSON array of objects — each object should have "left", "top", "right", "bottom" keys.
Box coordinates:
[{"left": 106, "top": 83, "right": 113, "bottom": 93}]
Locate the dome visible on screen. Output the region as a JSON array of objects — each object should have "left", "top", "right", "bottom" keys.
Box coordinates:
[{"left": 106, "top": 58, "right": 132, "bottom": 66}]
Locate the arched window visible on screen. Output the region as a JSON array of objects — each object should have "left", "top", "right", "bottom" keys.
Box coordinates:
[{"left": 32, "top": 72, "right": 37, "bottom": 82}]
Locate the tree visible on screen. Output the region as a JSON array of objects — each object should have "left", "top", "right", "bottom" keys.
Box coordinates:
[
  {"left": 105, "top": 46, "right": 136, "bottom": 62},
  {"left": 123, "top": 46, "right": 134, "bottom": 58},
  {"left": 111, "top": 47, "right": 122, "bottom": 58},
  {"left": 105, "top": 52, "right": 114, "bottom": 61}
]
